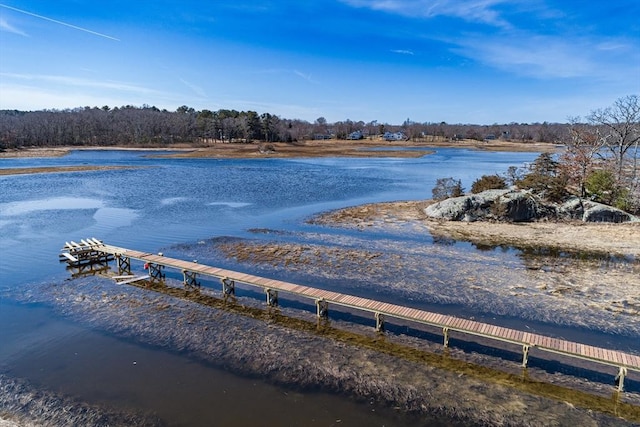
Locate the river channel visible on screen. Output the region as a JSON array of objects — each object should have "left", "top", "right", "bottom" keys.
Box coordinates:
[{"left": 1, "top": 148, "right": 637, "bottom": 426}]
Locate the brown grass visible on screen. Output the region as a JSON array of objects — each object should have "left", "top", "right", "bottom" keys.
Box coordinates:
[
  {"left": 313, "top": 200, "right": 640, "bottom": 257},
  {"left": 0, "top": 165, "right": 139, "bottom": 176},
  {"left": 0, "top": 138, "right": 557, "bottom": 161}
]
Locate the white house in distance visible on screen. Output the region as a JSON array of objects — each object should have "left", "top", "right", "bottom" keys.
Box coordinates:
[
  {"left": 347, "top": 130, "right": 363, "bottom": 140},
  {"left": 383, "top": 131, "right": 407, "bottom": 141}
]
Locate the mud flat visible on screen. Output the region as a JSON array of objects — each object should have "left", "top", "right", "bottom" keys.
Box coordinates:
[
  {"left": 209, "top": 230, "right": 640, "bottom": 336},
  {"left": 2, "top": 276, "right": 637, "bottom": 426},
  {"left": 0, "top": 165, "right": 139, "bottom": 176},
  {"left": 306, "top": 201, "right": 640, "bottom": 328},
  {"left": 0, "top": 373, "right": 161, "bottom": 426},
  {"left": 0, "top": 138, "right": 555, "bottom": 161},
  {"left": 311, "top": 200, "right": 640, "bottom": 257}
]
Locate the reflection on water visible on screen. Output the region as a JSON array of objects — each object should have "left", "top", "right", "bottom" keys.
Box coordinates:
[
  {"left": 207, "top": 201, "right": 253, "bottom": 208},
  {"left": 0, "top": 196, "right": 104, "bottom": 215},
  {"left": 5, "top": 301, "right": 425, "bottom": 427},
  {"left": 92, "top": 207, "right": 139, "bottom": 228},
  {"left": 160, "top": 196, "right": 188, "bottom": 206},
  {"left": 0, "top": 195, "right": 139, "bottom": 247},
  {"left": 8, "top": 148, "right": 634, "bottom": 425}
]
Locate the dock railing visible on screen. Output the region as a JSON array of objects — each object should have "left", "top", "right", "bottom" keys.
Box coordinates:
[{"left": 61, "top": 238, "right": 640, "bottom": 393}]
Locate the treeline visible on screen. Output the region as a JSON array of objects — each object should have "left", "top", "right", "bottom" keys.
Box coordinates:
[
  {"left": 0, "top": 104, "right": 571, "bottom": 149},
  {"left": 433, "top": 95, "right": 640, "bottom": 213}
]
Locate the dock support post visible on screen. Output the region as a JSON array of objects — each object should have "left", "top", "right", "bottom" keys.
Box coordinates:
[
  {"left": 266, "top": 289, "right": 278, "bottom": 306},
  {"left": 316, "top": 299, "right": 329, "bottom": 318},
  {"left": 522, "top": 345, "right": 530, "bottom": 368},
  {"left": 443, "top": 327, "right": 450, "bottom": 348},
  {"left": 375, "top": 312, "right": 385, "bottom": 332},
  {"left": 182, "top": 270, "right": 200, "bottom": 288},
  {"left": 116, "top": 255, "right": 131, "bottom": 274},
  {"left": 615, "top": 367, "right": 627, "bottom": 392},
  {"left": 146, "top": 263, "right": 165, "bottom": 281},
  {"left": 221, "top": 277, "right": 235, "bottom": 296}
]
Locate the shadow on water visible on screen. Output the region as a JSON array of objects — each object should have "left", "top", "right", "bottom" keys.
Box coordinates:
[
  {"left": 3, "top": 149, "right": 637, "bottom": 425},
  {"left": 107, "top": 277, "right": 640, "bottom": 423},
  {"left": 10, "top": 260, "right": 638, "bottom": 424},
  {"left": 244, "top": 289, "right": 640, "bottom": 395},
  {"left": 50, "top": 247, "right": 640, "bottom": 420},
  {"left": 192, "top": 235, "right": 640, "bottom": 335},
  {"left": 1, "top": 295, "right": 447, "bottom": 427},
  {"left": 469, "top": 240, "right": 637, "bottom": 266}
]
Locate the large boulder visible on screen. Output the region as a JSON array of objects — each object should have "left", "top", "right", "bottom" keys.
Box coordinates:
[
  {"left": 426, "top": 190, "right": 639, "bottom": 223},
  {"left": 582, "top": 202, "right": 637, "bottom": 223},
  {"left": 557, "top": 197, "right": 584, "bottom": 220},
  {"left": 494, "top": 190, "right": 544, "bottom": 222},
  {"left": 424, "top": 190, "right": 509, "bottom": 221},
  {"left": 425, "top": 189, "right": 543, "bottom": 222},
  {"left": 558, "top": 197, "right": 638, "bottom": 222}
]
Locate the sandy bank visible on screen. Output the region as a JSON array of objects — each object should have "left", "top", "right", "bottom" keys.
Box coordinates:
[
  {"left": 313, "top": 200, "right": 640, "bottom": 258},
  {"left": 0, "top": 165, "right": 139, "bottom": 176},
  {"left": 0, "top": 139, "right": 556, "bottom": 160},
  {"left": 0, "top": 145, "right": 193, "bottom": 158}
]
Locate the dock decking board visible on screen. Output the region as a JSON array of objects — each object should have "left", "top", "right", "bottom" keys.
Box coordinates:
[{"left": 63, "top": 240, "right": 640, "bottom": 377}]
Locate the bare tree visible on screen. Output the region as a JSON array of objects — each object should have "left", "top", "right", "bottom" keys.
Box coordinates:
[
  {"left": 560, "top": 117, "right": 606, "bottom": 197},
  {"left": 587, "top": 95, "right": 640, "bottom": 184}
]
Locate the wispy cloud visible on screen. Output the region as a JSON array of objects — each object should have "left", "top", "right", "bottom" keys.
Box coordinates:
[
  {"left": 0, "top": 84, "right": 131, "bottom": 111},
  {"left": 0, "top": 16, "right": 27, "bottom": 36},
  {"left": 0, "top": 75, "right": 188, "bottom": 111},
  {"left": 293, "top": 69, "right": 318, "bottom": 84},
  {"left": 254, "top": 68, "right": 319, "bottom": 84},
  {"left": 0, "top": 3, "right": 120, "bottom": 41},
  {"left": 451, "top": 33, "right": 638, "bottom": 81},
  {"left": 341, "top": 0, "right": 512, "bottom": 28},
  {"left": 340, "top": 0, "right": 638, "bottom": 83},
  {"left": 391, "top": 49, "right": 414, "bottom": 55},
  {"left": 595, "top": 41, "right": 629, "bottom": 52},
  {"left": 0, "top": 73, "right": 159, "bottom": 95},
  {"left": 179, "top": 78, "right": 207, "bottom": 98}
]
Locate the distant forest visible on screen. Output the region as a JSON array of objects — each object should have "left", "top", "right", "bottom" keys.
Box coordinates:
[{"left": 0, "top": 105, "right": 571, "bottom": 149}]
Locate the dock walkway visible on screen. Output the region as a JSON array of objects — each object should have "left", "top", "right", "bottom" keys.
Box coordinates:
[{"left": 61, "top": 238, "right": 640, "bottom": 392}]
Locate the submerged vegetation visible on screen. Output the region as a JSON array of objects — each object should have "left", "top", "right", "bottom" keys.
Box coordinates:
[
  {"left": 2, "top": 271, "right": 638, "bottom": 426},
  {"left": 0, "top": 373, "right": 162, "bottom": 426}
]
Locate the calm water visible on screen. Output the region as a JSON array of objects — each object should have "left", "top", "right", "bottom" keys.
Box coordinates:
[
  {"left": 0, "top": 148, "right": 539, "bottom": 283},
  {"left": 3, "top": 148, "right": 622, "bottom": 425}
]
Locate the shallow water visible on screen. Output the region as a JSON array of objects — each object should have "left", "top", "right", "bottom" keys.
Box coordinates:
[
  {"left": 2, "top": 148, "right": 636, "bottom": 425},
  {"left": 3, "top": 300, "right": 427, "bottom": 427}
]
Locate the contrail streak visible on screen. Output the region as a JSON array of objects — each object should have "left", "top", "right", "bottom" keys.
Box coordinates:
[{"left": 0, "top": 3, "right": 120, "bottom": 41}]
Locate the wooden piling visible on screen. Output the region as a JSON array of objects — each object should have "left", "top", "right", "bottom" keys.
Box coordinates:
[{"left": 60, "top": 239, "right": 640, "bottom": 393}]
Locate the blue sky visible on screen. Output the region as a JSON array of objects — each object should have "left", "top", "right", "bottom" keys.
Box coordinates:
[{"left": 0, "top": 1, "right": 638, "bottom": 124}]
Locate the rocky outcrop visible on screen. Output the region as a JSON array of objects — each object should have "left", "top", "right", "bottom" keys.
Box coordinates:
[
  {"left": 494, "top": 190, "right": 544, "bottom": 222},
  {"left": 423, "top": 190, "right": 509, "bottom": 221},
  {"left": 583, "top": 203, "right": 636, "bottom": 223},
  {"left": 424, "top": 190, "right": 542, "bottom": 222},
  {"left": 557, "top": 197, "right": 637, "bottom": 223},
  {"left": 425, "top": 190, "right": 638, "bottom": 223}
]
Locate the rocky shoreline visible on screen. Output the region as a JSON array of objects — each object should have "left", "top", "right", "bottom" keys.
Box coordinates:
[
  {"left": 424, "top": 189, "right": 639, "bottom": 224},
  {"left": 311, "top": 200, "right": 640, "bottom": 257}
]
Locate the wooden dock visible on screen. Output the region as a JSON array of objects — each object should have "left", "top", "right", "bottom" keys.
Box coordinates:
[{"left": 61, "top": 238, "right": 640, "bottom": 392}]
